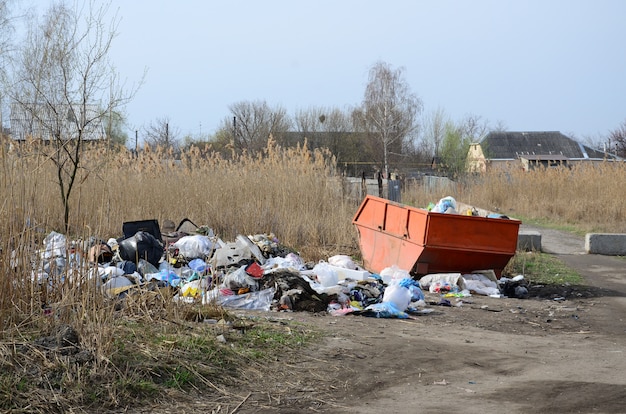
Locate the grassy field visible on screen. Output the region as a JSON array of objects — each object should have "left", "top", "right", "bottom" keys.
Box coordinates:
[{"left": 0, "top": 138, "right": 622, "bottom": 411}]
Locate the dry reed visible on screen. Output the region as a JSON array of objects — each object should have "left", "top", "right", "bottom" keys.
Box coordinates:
[
  {"left": 1, "top": 136, "right": 624, "bottom": 411},
  {"left": 404, "top": 162, "right": 626, "bottom": 234}
]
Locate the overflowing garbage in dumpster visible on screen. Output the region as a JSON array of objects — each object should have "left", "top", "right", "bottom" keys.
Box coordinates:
[
  {"left": 353, "top": 195, "right": 522, "bottom": 277},
  {"left": 19, "top": 195, "right": 529, "bottom": 320}
]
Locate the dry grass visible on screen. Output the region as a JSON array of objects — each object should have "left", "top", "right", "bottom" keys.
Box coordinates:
[
  {"left": 404, "top": 162, "right": 626, "bottom": 234},
  {"left": 1, "top": 136, "right": 624, "bottom": 412}
]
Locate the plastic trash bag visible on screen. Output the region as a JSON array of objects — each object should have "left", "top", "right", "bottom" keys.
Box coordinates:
[
  {"left": 188, "top": 258, "right": 208, "bottom": 273},
  {"left": 43, "top": 231, "right": 67, "bottom": 258},
  {"left": 360, "top": 301, "right": 409, "bottom": 319},
  {"left": 499, "top": 274, "right": 529, "bottom": 299},
  {"left": 180, "top": 278, "right": 210, "bottom": 297},
  {"left": 146, "top": 265, "right": 181, "bottom": 287},
  {"left": 431, "top": 196, "right": 458, "bottom": 214},
  {"left": 102, "top": 276, "right": 135, "bottom": 297},
  {"left": 463, "top": 273, "right": 499, "bottom": 296},
  {"left": 419, "top": 273, "right": 466, "bottom": 291},
  {"left": 379, "top": 265, "right": 411, "bottom": 285},
  {"left": 284, "top": 252, "right": 305, "bottom": 269},
  {"left": 382, "top": 279, "right": 412, "bottom": 311},
  {"left": 328, "top": 254, "right": 357, "bottom": 270},
  {"left": 223, "top": 266, "right": 259, "bottom": 292},
  {"left": 312, "top": 261, "right": 339, "bottom": 287},
  {"left": 209, "top": 287, "right": 275, "bottom": 311},
  {"left": 404, "top": 281, "right": 425, "bottom": 302},
  {"left": 263, "top": 254, "right": 306, "bottom": 272},
  {"left": 137, "top": 259, "right": 159, "bottom": 277},
  {"left": 173, "top": 235, "right": 216, "bottom": 259},
  {"left": 118, "top": 231, "right": 163, "bottom": 266},
  {"left": 101, "top": 265, "right": 125, "bottom": 280},
  {"left": 43, "top": 256, "right": 66, "bottom": 278}
]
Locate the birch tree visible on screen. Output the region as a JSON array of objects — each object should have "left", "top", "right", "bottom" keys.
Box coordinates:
[{"left": 354, "top": 61, "right": 422, "bottom": 177}]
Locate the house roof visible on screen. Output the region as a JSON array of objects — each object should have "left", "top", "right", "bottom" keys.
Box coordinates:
[
  {"left": 520, "top": 154, "right": 569, "bottom": 161},
  {"left": 10, "top": 102, "right": 105, "bottom": 141},
  {"left": 479, "top": 131, "right": 613, "bottom": 160}
]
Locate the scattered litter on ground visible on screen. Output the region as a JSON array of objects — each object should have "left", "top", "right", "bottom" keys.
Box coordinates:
[{"left": 16, "top": 216, "right": 532, "bottom": 321}]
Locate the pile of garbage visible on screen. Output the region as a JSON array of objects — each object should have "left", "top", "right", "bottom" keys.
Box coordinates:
[{"left": 18, "top": 218, "right": 530, "bottom": 319}]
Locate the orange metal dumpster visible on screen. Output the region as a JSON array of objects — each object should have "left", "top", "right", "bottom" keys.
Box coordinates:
[{"left": 352, "top": 195, "right": 521, "bottom": 278}]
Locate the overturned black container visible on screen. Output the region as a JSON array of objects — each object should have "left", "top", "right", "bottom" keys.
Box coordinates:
[{"left": 122, "top": 219, "right": 162, "bottom": 242}]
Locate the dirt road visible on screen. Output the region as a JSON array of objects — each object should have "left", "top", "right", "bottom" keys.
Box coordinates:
[
  {"left": 143, "top": 225, "right": 626, "bottom": 414},
  {"left": 235, "top": 225, "right": 626, "bottom": 414}
]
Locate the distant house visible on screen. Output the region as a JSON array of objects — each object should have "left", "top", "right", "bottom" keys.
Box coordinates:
[
  {"left": 10, "top": 102, "right": 106, "bottom": 142},
  {"left": 467, "top": 131, "right": 619, "bottom": 173}
]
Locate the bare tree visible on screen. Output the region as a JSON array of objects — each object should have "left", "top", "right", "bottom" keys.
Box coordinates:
[
  {"left": 354, "top": 61, "right": 423, "bottom": 177},
  {"left": 491, "top": 119, "right": 508, "bottom": 133},
  {"left": 10, "top": 1, "right": 137, "bottom": 232},
  {"left": 294, "top": 106, "right": 323, "bottom": 135},
  {"left": 226, "top": 100, "right": 292, "bottom": 153},
  {"left": 608, "top": 119, "right": 626, "bottom": 157},
  {"left": 459, "top": 113, "right": 490, "bottom": 142},
  {"left": 421, "top": 107, "right": 449, "bottom": 159},
  {"left": 0, "top": 0, "right": 13, "bottom": 73},
  {"left": 319, "top": 107, "right": 352, "bottom": 157},
  {"left": 0, "top": 0, "right": 16, "bottom": 130},
  {"left": 143, "top": 116, "right": 180, "bottom": 150},
  {"left": 294, "top": 106, "right": 351, "bottom": 152}
]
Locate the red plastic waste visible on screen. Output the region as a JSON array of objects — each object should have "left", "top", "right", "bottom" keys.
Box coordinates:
[{"left": 352, "top": 195, "right": 521, "bottom": 278}]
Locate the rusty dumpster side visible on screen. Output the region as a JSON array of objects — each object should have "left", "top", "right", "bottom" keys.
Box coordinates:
[{"left": 352, "top": 195, "right": 521, "bottom": 277}]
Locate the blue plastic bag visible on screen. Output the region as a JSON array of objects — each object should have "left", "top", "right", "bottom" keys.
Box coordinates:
[{"left": 361, "top": 302, "right": 409, "bottom": 319}]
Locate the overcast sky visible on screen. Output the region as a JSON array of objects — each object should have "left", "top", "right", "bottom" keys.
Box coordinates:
[{"left": 20, "top": 1, "right": 626, "bottom": 144}]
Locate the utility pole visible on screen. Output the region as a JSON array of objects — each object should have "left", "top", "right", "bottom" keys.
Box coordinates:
[{"left": 108, "top": 79, "right": 113, "bottom": 152}]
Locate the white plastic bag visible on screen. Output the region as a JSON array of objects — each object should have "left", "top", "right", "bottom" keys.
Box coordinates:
[
  {"left": 223, "top": 265, "right": 259, "bottom": 291},
  {"left": 328, "top": 254, "right": 357, "bottom": 270},
  {"left": 463, "top": 273, "right": 499, "bottom": 296},
  {"left": 382, "top": 280, "right": 412, "bottom": 311},
  {"left": 419, "top": 273, "right": 466, "bottom": 291},
  {"left": 379, "top": 265, "right": 410, "bottom": 284},
  {"left": 43, "top": 231, "right": 67, "bottom": 258},
  {"left": 173, "top": 235, "right": 216, "bottom": 259},
  {"left": 431, "top": 196, "right": 458, "bottom": 214},
  {"left": 312, "top": 261, "right": 339, "bottom": 287}
]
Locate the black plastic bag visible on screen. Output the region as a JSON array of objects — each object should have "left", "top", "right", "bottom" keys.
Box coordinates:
[{"left": 118, "top": 231, "right": 163, "bottom": 266}]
